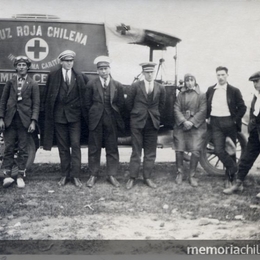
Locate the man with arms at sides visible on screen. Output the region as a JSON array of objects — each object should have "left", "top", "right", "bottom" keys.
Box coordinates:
[
  {"left": 126, "top": 62, "right": 166, "bottom": 190},
  {"left": 85, "top": 56, "right": 125, "bottom": 188},
  {"left": 0, "top": 56, "right": 40, "bottom": 188},
  {"left": 43, "top": 50, "right": 88, "bottom": 188},
  {"left": 206, "top": 66, "right": 246, "bottom": 188}
]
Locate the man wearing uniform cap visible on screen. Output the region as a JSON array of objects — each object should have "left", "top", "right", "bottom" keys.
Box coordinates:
[
  {"left": 0, "top": 55, "right": 40, "bottom": 188},
  {"left": 126, "top": 62, "right": 166, "bottom": 189},
  {"left": 223, "top": 71, "right": 260, "bottom": 198},
  {"left": 85, "top": 55, "right": 125, "bottom": 188},
  {"left": 43, "top": 50, "right": 89, "bottom": 188}
]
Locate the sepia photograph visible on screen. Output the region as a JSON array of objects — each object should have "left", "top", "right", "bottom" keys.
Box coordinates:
[{"left": 0, "top": 0, "right": 260, "bottom": 257}]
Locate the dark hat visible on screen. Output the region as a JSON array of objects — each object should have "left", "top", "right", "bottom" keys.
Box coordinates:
[
  {"left": 249, "top": 71, "right": 260, "bottom": 81},
  {"left": 140, "top": 62, "right": 157, "bottom": 72},
  {"left": 94, "top": 56, "right": 111, "bottom": 68},
  {"left": 58, "top": 50, "right": 76, "bottom": 60}
]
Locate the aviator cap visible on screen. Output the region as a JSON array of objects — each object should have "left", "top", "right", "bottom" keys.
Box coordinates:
[{"left": 14, "top": 56, "right": 31, "bottom": 68}]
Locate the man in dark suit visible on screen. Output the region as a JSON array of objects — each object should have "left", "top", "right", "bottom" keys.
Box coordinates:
[
  {"left": 0, "top": 56, "right": 40, "bottom": 188},
  {"left": 126, "top": 62, "right": 166, "bottom": 189},
  {"left": 206, "top": 66, "right": 246, "bottom": 188},
  {"left": 85, "top": 56, "right": 125, "bottom": 188},
  {"left": 43, "top": 50, "right": 88, "bottom": 188}
]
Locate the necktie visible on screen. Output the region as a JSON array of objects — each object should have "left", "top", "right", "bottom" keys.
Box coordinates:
[
  {"left": 17, "top": 77, "right": 24, "bottom": 101},
  {"left": 65, "top": 70, "right": 70, "bottom": 85},
  {"left": 103, "top": 78, "right": 107, "bottom": 89}
]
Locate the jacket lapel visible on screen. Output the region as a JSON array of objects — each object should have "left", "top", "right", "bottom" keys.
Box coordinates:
[
  {"left": 11, "top": 77, "right": 18, "bottom": 94},
  {"left": 140, "top": 81, "right": 147, "bottom": 100},
  {"left": 153, "top": 81, "right": 159, "bottom": 100},
  {"left": 97, "top": 78, "right": 104, "bottom": 102},
  {"left": 226, "top": 84, "right": 231, "bottom": 106},
  {"left": 209, "top": 86, "right": 216, "bottom": 105},
  {"left": 21, "top": 76, "right": 30, "bottom": 94},
  {"left": 67, "top": 73, "right": 76, "bottom": 96},
  {"left": 53, "top": 69, "right": 62, "bottom": 98},
  {"left": 110, "top": 78, "right": 115, "bottom": 104}
]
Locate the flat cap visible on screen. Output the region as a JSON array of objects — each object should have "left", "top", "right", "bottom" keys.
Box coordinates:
[
  {"left": 58, "top": 50, "right": 76, "bottom": 60},
  {"left": 249, "top": 71, "right": 260, "bottom": 81},
  {"left": 94, "top": 56, "right": 111, "bottom": 68},
  {"left": 140, "top": 62, "right": 157, "bottom": 72}
]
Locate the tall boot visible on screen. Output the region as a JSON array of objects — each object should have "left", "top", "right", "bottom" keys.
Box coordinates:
[
  {"left": 175, "top": 151, "right": 184, "bottom": 185},
  {"left": 189, "top": 154, "right": 199, "bottom": 187}
]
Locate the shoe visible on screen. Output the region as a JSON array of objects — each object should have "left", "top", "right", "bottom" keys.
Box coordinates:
[
  {"left": 126, "top": 178, "right": 135, "bottom": 190},
  {"left": 224, "top": 179, "right": 232, "bottom": 189},
  {"left": 223, "top": 180, "right": 243, "bottom": 195},
  {"left": 256, "top": 193, "right": 260, "bottom": 199},
  {"left": 72, "top": 177, "right": 82, "bottom": 188},
  {"left": 17, "top": 177, "right": 25, "bottom": 188},
  {"left": 57, "top": 177, "right": 68, "bottom": 187},
  {"left": 189, "top": 177, "right": 198, "bottom": 187},
  {"left": 87, "top": 175, "right": 97, "bottom": 188},
  {"left": 175, "top": 173, "right": 183, "bottom": 185},
  {"left": 3, "top": 177, "right": 15, "bottom": 188},
  {"left": 144, "top": 178, "right": 157, "bottom": 189},
  {"left": 108, "top": 176, "right": 120, "bottom": 187}
]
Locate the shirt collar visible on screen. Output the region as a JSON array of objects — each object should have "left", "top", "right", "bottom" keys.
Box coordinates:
[
  {"left": 214, "top": 83, "right": 227, "bottom": 90},
  {"left": 99, "top": 76, "right": 110, "bottom": 86},
  {"left": 17, "top": 74, "right": 27, "bottom": 80},
  {"left": 143, "top": 78, "right": 154, "bottom": 86},
  {"left": 62, "top": 68, "right": 71, "bottom": 74},
  {"left": 254, "top": 90, "right": 260, "bottom": 98}
]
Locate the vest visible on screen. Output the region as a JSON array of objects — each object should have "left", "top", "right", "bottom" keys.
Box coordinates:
[
  {"left": 54, "top": 72, "right": 81, "bottom": 123},
  {"left": 103, "top": 83, "right": 113, "bottom": 115}
]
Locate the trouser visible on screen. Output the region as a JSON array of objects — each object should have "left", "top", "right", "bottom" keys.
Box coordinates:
[
  {"left": 88, "top": 111, "right": 119, "bottom": 176},
  {"left": 129, "top": 117, "right": 158, "bottom": 179},
  {"left": 210, "top": 116, "right": 237, "bottom": 180},
  {"left": 175, "top": 151, "right": 200, "bottom": 176},
  {"left": 2, "top": 112, "right": 28, "bottom": 177},
  {"left": 55, "top": 121, "right": 81, "bottom": 178},
  {"left": 237, "top": 127, "right": 260, "bottom": 181}
]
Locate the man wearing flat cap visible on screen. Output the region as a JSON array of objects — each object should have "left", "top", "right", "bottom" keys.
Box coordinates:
[
  {"left": 43, "top": 50, "right": 89, "bottom": 188},
  {"left": 206, "top": 66, "right": 246, "bottom": 189},
  {"left": 223, "top": 71, "right": 260, "bottom": 198},
  {"left": 126, "top": 62, "right": 166, "bottom": 189},
  {"left": 85, "top": 56, "right": 125, "bottom": 187}
]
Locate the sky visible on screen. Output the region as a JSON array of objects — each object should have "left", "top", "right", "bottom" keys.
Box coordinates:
[{"left": 1, "top": 0, "right": 260, "bottom": 104}]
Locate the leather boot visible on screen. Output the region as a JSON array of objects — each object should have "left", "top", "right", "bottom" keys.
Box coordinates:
[
  {"left": 189, "top": 154, "right": 199, "bottom": 187},
  {"left": 175, "top": 151, "right": 183, "bottom": 185},
  {"left": 223, "top": 179, "right": 243, "bottom": 195}
]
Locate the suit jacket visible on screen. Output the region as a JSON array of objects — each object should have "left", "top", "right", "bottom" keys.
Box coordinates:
[
  {"left": 43, "top": 67, "right": 89, "bottom": 150},
  {"left": 0, "top": 75, "right": 40, "bottom": 128},
  {"left": 126, "top": 80, "right": 166, "bottom": 130},
  {"left": 85, "top": 77, "right": 125, "bottom": 131},
  {"left": 206, "top": 84, "right": 246, "bottom": 132}
]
